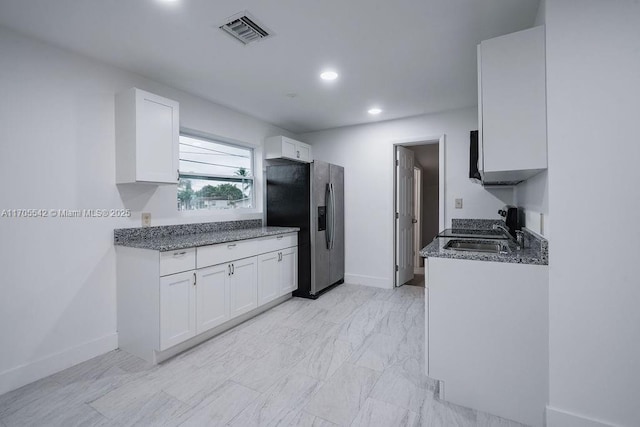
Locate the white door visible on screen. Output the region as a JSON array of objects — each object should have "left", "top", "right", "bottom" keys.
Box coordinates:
[
  {"left": 257, "top": 251, "right": 280, "bottom": 305},
  {"left": 413, "top": 167, "right": 422, "bottom": 271},
  {"left": 396, "top": 146, "right": 415, "bottom": 286},
  {"left": 159, "top": 270, "right": 196, "bottom": 350},
  {"left": 229, "top": 257, "right": 258, "bottom": 317},
  {"left": 279, "top": 246, "right": 298, "bottom": 295},
  {"left": 196, "top": 264, "right": 229, "bottom": 333}
]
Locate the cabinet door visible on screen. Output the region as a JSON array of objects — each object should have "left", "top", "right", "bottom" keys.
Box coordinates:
[
  {"left": 281, "top": 138, "right": 297, "bottom": 159},
  {"left": 196, "top": 264, "right": 229, "bottom": 333},
  {"left": 229, "top": 257, "right": 258, "bottom": 317},
  {"left": 280, "top": 247, "right": 298, "bottom": 296},
  {"left": 136, "top": 90, "right": 180, "bottom": 184},
  {"left": 160, "top": 271, "right": 196, "bottom": 350},
  {"left": 480, "top": 26, "right": 546, "bottom": 173},
  {"left": 136, "top": 89, "right": 179, "bottom": 183},
  {"left": 258, "top": 251, "right": 280, "bottom": 305},
  {"left": 296, "top": 142, "right": 312, "bottom": 162}
]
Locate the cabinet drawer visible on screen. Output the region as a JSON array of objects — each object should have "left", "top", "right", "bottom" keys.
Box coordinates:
[
  {"left": 197, "top": 239, "right": 258, "bottom": 268},
  {"left": 160, "top": 248, "right": 196, "bottom": 276},
  {"left": 262, "top": 233, "right": 297, "bottom": 253},
  {"left": 197, "top": 233, "right": 298, "bottom": 269}
]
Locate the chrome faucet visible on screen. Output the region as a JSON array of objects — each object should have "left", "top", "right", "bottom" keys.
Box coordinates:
[
  {"left": 492, "top": 223, "right": 523, "bottom": 250},
  {"left": 492, "top": 223, "right": 512, "bottom": 238}
]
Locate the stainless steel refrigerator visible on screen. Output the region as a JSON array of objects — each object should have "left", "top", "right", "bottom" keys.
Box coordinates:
[{"left": 266, "top": 160, "right": 344, "bottom": 299}]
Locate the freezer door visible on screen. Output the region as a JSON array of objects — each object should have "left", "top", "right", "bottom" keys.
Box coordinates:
[
  {"left": 312, "top": 161, "right": 331, "bottom": 294},
  {"left": 329, "top": 164, "right": 345, "bottom": 285},
  {"left": 266, "top": 164, "right": 310, "bottom": 246}
]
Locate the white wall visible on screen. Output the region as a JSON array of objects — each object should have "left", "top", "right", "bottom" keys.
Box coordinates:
[
  {"left": 515, "top": 171, "right": 549, "bottom": 235},
  {"left": 545, "top": 1, "right": 640, "bottom": 426},
  {"left": 0, "top": 26, "right": 296, "bottom": 395},
  {"left": 301, "top": 108, "right": 514, "bottom": 288}
]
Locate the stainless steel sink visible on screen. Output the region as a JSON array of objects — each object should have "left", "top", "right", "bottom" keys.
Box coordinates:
[{"left": 443, "top": 239, "right": 509, "bottom": 254}]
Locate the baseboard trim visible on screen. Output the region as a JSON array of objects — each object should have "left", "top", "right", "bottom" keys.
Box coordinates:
[
  {"left": 0, "top": 333, "right": 118, "bottom": 396},
  {"left": 344, "top": 273, "right": 391, "bottom": 289},
  {"left": 546, "top": 405, "right": 617, "bottom": 427}
]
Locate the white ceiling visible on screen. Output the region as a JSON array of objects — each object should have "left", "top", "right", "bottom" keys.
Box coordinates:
[{"left": 0, "top": 0, "right": 539, "bottom": 133}]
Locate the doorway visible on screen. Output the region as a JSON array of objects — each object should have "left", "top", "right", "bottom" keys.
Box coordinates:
[{"left": 393, "top": 136, "right": 445, "bottom": 287}]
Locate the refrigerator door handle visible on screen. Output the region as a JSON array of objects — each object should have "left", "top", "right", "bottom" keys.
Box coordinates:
[
  {"left": 325, "top": 183, "right": 332, "bottom": 249},
  {"left": 330, "top": 182, "right": 336, "bottom": 250}
]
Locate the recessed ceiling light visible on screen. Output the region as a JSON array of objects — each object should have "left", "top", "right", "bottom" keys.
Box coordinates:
[
  {"left": 320, "top": 71, "right": 338, "bottom": 81},
  {"left": 368, "top": 108, "right": 382, "bottom": 115}
]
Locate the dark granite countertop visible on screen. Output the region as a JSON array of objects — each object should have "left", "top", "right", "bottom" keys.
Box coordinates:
[
  {"left": 420, "top": 219, "right": 548, "bottom": 265},
  {"left": 114, "top": 220, "right": 299, "bottom": 252}
]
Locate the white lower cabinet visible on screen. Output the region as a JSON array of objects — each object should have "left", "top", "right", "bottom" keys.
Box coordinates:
[
  {"left": 257, "top": 247, "right": 298, "bottom": 305},
  {"left": 159, "top": 271, "right": 196, "bottom": 350},
  {"left": 257, "top": 251, "right": 280, "bottom": 305},
  {"left": 196, "top": 264, "right": 229, "bottom": 333},
  {"left": 427, "top": 257, "right": 548, "bottom": 427},
  {"left": 229, "top": 257, "right": 258, "bottom": 317},
  {"left": 280, "top": 247, "right": 298, "bottom": 295},
  {"left": 116, "top": 232, "right": 297, "bottom": 363}
]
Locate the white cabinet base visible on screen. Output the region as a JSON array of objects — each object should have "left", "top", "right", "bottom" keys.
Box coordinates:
[
  {"left": 160, "top": 271, "right": 196, "bottom": 350},
  {"left": 116, "top": 233, "right": 298, "bottom": 364},
  {"left": 427, "top": 257, "right": 548, "bottom": 427},
  {"left": 196, "top": 264, "right": 230, "bottom": 332},
  {"left": 229, "top": 257, "right": 258, "bottom": 317}
]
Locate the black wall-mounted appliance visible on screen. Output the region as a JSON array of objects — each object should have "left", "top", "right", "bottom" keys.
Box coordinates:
[
  {"left": 469, "top": 130, "right": 482, "bottom": 184},
  {"left": 499, "top": 206, "right": 523, "bottom": 237}
]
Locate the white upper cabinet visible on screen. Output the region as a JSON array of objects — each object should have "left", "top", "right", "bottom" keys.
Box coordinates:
[
  {"left": 478, "top": 26, "right": 547, "bottom": 184},
  {"left": 265, "top": 136, "right": 312, "bottom": 163},
  {"left": 115, "top": 88, "right": 179, "bottom": 184}
]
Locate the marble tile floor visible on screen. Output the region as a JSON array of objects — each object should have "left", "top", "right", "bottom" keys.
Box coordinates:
[{"left": 0, "top": 284, "right": 526, "bottom": 427}]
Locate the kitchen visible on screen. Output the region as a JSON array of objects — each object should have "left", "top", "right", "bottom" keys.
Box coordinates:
[{"left": 0, "top": 1, "right": 639, "bottom": 427}]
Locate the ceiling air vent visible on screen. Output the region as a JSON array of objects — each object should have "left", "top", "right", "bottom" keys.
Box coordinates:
[{"left": 219, "top": 11, "right": 273, "bottom": 45}]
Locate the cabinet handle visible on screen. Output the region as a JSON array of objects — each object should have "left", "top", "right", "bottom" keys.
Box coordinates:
[
  {"left": 177, "top": 169, "right": 179, "bottom": 182},
  {"left": 227, "top": 244, "right": 236, "bottom": 249},
  {"left": 193, "top": 272, "right": 196, "bottom": 286},
  {"left": 173, "top": 251, "right": 187, "bottom": 257},
  {"left": 296, "top": 150, "right": 300, "bottom": 158},
  {"left": 228, "top": 264, "right": 231, "bottom": 276},
  {"left": 231, "top": 263, "right": 235, "bottom": 275},
  {"left": 277, "top": 235, "right": 284, "bottom": 239}
]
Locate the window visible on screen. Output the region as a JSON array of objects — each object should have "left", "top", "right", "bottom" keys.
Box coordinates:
[{"left": 178, "top": 133, "right": 254, "bottom": 211}]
